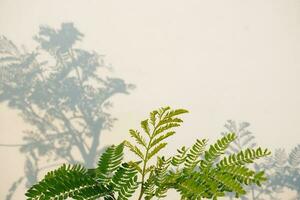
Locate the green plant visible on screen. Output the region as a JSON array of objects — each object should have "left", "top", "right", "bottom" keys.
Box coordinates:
[{"left": 25, "top": 107, "right": 271, "bottom": 200}]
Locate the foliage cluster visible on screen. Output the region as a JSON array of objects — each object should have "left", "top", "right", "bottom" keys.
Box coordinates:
[{"left": 26, "top": 107, "right": 271, "bottom": 200}]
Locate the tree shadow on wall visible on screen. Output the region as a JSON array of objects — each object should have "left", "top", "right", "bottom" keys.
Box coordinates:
[
  {"left": 222, "top": 120, "right": 300, "bottom": 200},
  {"left": 0, "top": 23, "right": 134, "bottom": 200}
]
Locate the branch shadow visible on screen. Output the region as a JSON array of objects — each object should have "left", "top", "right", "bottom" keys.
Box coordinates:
[{"left": 0, "top": 23, "right": 134, "bottom": 199}]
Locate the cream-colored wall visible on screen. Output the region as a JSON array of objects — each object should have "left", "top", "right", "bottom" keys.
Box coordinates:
[{"left": 1, "top": 0, "right": 300, "bottom": 199}]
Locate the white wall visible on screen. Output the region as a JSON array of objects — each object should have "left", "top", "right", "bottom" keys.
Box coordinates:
[{"left": 1, "top": 0, "right": 300, "bottom": 199}]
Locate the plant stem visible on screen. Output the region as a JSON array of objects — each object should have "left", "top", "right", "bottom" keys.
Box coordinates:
[
  {"left": 137, "top": 163, "right": 146, "bottom": 200},
  {"left": 137, "top": 140, "right": 151, "bottom": 200},
  {"left": 137, "top": 124, "right": 159, "bottom": 200}
]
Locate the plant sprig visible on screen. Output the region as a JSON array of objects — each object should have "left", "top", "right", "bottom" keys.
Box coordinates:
[
  {"left": 125, "top": 106, "right": 188, "bottom": 200},
  {"left": 25, "top": 106, "right": 271, "bottom": 200}
]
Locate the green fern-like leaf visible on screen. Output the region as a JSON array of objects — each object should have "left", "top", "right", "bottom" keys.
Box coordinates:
[
  {"left": 200, "top": 133, "right": 236, "bottom": 168},
  {"left": 129, "top": 129, "right": 147, "bottom": 148},
  {"left": 184, "top": 139, "right": 207, "bottom": 170},
  {"left": 111, "top": 163, "right": 138, "bottom": 200},
  {"left": 217, "top": 147, "right": 271, "bottom": 168},
  {"left": 25, "top": 164, "right": 109, "bottom": 200},
  {"left": 144, "top": 156, "right": 171, "bottom": 199},
  {"left": 216, "top": 165, "right": 266, "bottom": 186},
  {"left": 213, "top": 172, "right": 247, "bottom": 196},
  {"left": 165, "top": 109, "right": 190, "bottom": 118},
  {"left": 97, "top": 143, "right": 124, "bottom": 184},
  {"left": 147, "top": 143, "right": 167, "bottom": 161},
  {"left": 125, "top": 141, "right": 145, "bottom": 160},
  {"left": 150, "top": 131, "right": 175, "bottom": 149},
  {"left": 174, "top": 172, "right": 208, "bottom": 199},
  {"left": 153, "top": 123, "right": 181, "bottom": 138},
  {"left": 141, "top": 119, "right": 151, "bottom": 136},
  {"left": 171, "top": 146, "right": 188, "bottom": 167},
  {"left": 129, "top": 161, "right": 143, "bottom": 174}
]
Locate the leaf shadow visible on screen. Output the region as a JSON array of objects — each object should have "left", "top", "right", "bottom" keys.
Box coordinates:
[{"left": 221, "top": 120, "right": 300, "bottom": 200}]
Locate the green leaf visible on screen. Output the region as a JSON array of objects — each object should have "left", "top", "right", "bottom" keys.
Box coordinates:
[
  {"left": 96, "top": 143, "right": 124, "bottom": 184},
  {"left": 153, "top": 123, "right": 180, "bottom": 137},
  {"left": 171, "top": 146, "right": 188, "bottom": 167},
  {"left": 111, "top": 163, "right": 138, "bottom": 200},
  {"left": 145, "top": 165, "right": 156, "bottom": 174},
  {"left": 156, "top": 118, "right": 183, "bottom": 128},
  {"left": 147, "top": 143, "right": 167, "bottom": 161},
  {"left": 150, "top": 131, "right": 175, "bottom": 148},
  {"left": 124, "top": 141, "right": 144, "bottom": 160},
  {"left": 213, "top": 173, "right": 246, "bottom": 195},
  {"left": 129, "top": 129, "right": 147, "bottom": 148},
  {"left": 165, "top": 109, "right": 189, "bottom": 118},
  {"left": 157, "top": 107, "right": 171, "bottom": 118},
  {"left": 128, "top": 161, "right": 143, "bottom": 174},
  {"left": 200, "top": 133, "right": 236, "bottom": 168},
  {"left": 141, "top": 119, "right": 150, "bottom": 136},
  {"left": 149, "top": 110, "right": 158, "bottom": 126},
  {"left": 184, "top": 139, "right": 207, "bottom": 170},
  {"left": 217, "top": 147, "right": 271, "bottom": 168},
  {"left": 26, "top": 164, "right": 110, "bottom": 200}
]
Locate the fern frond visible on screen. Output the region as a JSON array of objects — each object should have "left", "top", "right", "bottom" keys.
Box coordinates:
[
  {"left": 165, "top": 109, "right": 189, "bottom": 118},
  {"left": 129, "top": 129, "right": 147, "bottom": 148},
  {"left": 149, "top": 110, "right": 158, "bottom": 126},
  {"left": 72, "top": 185, "right": 113, "bottom": 200},
  {"left": 26, "top": 164, "right": 109, "bottom": 200},
  {"left": 141, "top": 119, "right": 151, "bottom": 136},
  {"left": 185, "top": 139, "right": 207, "bottom": 170},
  {"left": 213, "top": 173, "right": 246, "bottom": 196},
  {"left": 217, "top": 148, "right": 271, "bottom": 168},
  {"left": 200, "top": 133, "right": 236, "bottom": 168},
  {"left": 144, "top": 179, "right": 155, "bottom": 200},
  {"left": 171, "top": 146, "right": 188, "bottom": 167},
  {"left": 129, "top": 161, "right": 143, "bottom": 174},
  {"left": 144, "top": 156, "right": 172, "bottom": 199},
  {"left": 125, "top": 141, "right": 144, "bottom": 160},
  {"left": 145, "top": 165, "right": 155, "bottom": 174},
  {"left": 147, "top": 143, "right": 167, "bottom": 161},
  {"left": 97, "top": 143, "right": 124, "bottom": 184},
  {"left": 174, "top": 173, "right": 207, "bottom": 199},
  {"left": 157, "top": 106, "right": 171, "bottom": 118},
  {"left": 216, "top": 165, "right": 264, "bottom": 185},
  {"left": 150, "top": 131, "right": 175, "bottom": 148},
  {"left": 153, "top": 157, "right": 171, "bottom": 196},
  {"left": 153, "top": 123, "right": 181, "bottom": 137},
  {"left": 111, "top": 163, "right": 138, "bottom": 200},
  {"left": 156, "top": 118, "right": 183, "bottom": 127}
]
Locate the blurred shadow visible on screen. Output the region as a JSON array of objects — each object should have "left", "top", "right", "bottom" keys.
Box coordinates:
[
  {"left": 0, "top": 23, "right": 134, "bottom": 199},
  {"left": 261, "top": 146, "right": 300, "bottom": 199},
  {"left": 221, "top": 120, "right": 300, "bottom": 200}
]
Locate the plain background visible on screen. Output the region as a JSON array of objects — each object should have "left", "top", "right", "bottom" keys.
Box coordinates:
[{"left": 1, "top": 0, "right": 300, "bottom": 199}]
